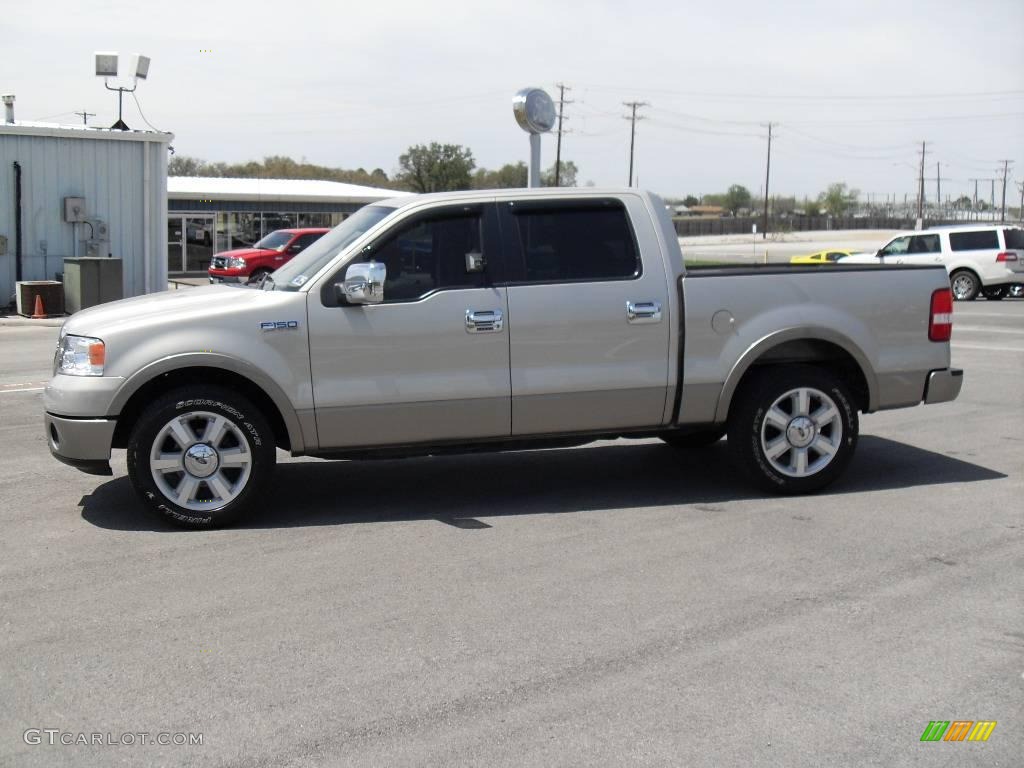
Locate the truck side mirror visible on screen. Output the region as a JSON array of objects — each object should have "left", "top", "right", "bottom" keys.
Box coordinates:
[{"left": 338, "top": 261, "right": 386, "bottom": 304}]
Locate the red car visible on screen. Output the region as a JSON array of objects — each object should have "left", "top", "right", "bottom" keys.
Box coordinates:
[{"left": 208, "top": 228, "right": 329, "bottom": 284}]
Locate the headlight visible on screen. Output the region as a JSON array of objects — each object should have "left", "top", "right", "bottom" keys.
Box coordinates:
[
  {"left": 55, "top": 334, "right": 105, "bottom": 376},
  {"left": 228, "top": 257, "right": 247, "bottom": 269}
]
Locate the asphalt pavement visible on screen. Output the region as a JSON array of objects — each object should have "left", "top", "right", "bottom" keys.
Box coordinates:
[{"left": 1, "top": 300, "right": 1021, "bottom": 767}]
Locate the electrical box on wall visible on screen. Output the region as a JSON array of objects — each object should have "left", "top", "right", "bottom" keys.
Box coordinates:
[{"left": 64, "top": 197, "right": 86, "bottom": 223}]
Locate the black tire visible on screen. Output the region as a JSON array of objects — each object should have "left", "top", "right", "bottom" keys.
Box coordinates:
[
  {"left": 727, "top": 365, "right": 858, "bottom": 494},
  {"left": 126, "top": 385, "right": 276, "bottom": 528},
  {"left": 981, "top": 286, "right": 1007, "bottom": 301},
  {"left": 660, "top": 428, "right": 726, "bottom": 450},
  {"left": 246, "top": 269, "right": 271, "bottom": 285},
  {"left": 950, "top": 269, "right": 980, "bottom": 301}
]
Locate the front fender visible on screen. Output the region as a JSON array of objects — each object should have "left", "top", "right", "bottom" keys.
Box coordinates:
[{"left": 108, "top": 353, "right": 309, "bottom": 453}]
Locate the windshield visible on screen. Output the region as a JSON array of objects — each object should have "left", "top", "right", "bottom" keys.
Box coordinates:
[
  {"left": 268, "top": 205, "right": 399, "bottom": 291},
  {"left": 254, "top": 231, "right": 294, "bottom": 251}
]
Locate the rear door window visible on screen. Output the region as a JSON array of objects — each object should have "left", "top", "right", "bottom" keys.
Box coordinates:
[
  {"left": 949, "top": 230, "right": 1000, "bottom": 251},
  {"left": 508, "top": 201, "right": 640, "bottom": 283},
  {"left": 908, "top": 234, "right": 941, "bottom": 254}
]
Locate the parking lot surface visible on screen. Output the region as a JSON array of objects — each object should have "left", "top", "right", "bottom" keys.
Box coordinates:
[{"left": 1, "top": 301, "right": 1021, "bottom": 767}]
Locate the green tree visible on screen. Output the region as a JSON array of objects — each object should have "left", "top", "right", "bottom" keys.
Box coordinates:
[
  {"left": 542, "top": 160, "right": 578, "bottom": 187},
  {"left": 168, "top": 155, "right": 210, "bottom": 176},
  {"left": 397, "top": 143, "right": 476, "bottom": 193},
  {"left": 723, "top": 184, "right": 752, "bottom": 215},
  {"left": 818, "top": 182, "right": 859, "bottom": 217},
  {"left": 472, "top": 162, "right": 528, "bottom": 189},
  {"left": 682, "top": 195, "right": 699, "bottom": 208}
]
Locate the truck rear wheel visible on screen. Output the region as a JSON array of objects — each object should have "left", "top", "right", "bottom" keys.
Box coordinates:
[
  {"left": 126, "top": 386, "right": 276, "bottom": 528},
  {"left": 727, "top": 366, "right": 858, "bottom": 494}
]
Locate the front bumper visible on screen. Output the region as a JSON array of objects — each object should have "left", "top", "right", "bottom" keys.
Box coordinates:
[
  {"left": 923, "top": 368, "right": 964, "bottom": 405},
  {"left": 209, "top": 273, "right": 245, "bottom": 284},
  {"left": 45, "top": 413, "right": 116, "bottom": 475}
]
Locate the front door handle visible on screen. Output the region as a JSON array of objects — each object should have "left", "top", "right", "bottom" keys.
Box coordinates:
[
  {"left": 466, "top": 309, "right": 504, "bottom": 333},
  {"left": 626, "top": 300, "right": 662, "bottom": 324}
]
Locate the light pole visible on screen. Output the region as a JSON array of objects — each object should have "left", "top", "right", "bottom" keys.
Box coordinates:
[{"left": 95, "top": 52, "right": 150, "bottom": 130}]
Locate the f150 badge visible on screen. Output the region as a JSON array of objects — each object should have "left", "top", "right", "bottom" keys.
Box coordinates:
[{"left": 260, "top": 321, "right": 299, "bottom": 331}]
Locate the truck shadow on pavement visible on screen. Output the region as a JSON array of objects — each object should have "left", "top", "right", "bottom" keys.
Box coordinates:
[{"left": 79, "top": 436, "right": 1006, "bottom": 532}]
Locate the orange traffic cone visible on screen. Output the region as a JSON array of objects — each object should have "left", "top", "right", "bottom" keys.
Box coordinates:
[{"left": 31, "top": 294, "right": 47, "bottom": 319}]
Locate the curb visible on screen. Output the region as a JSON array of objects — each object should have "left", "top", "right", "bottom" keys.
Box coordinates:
[{"left": 0, "top": 316, "right": 66, "bottom": 327}]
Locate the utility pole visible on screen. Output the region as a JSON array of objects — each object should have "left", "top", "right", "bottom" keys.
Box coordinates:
[
  {"left": 998, "top": 160, "right": 1012, "bottom": 222},
  {"left": 74, "top": 110, "right": 95, "bottom": 126},
  {"left": 553, "top": 83, "right": 572, "bottom": 186},
  {"left": 1018, "top": 181, "right": 1024, "bottom": 224},
  {"left": 623, "top": 101, "right": 647, "bottom": 187},
  {"left": 763, "top": 122, "right": 774, "bottom": 239},
  {"left": 935, "top": 162, "right": 941, "bottom": 219},
  {"left": 917, "top": 141, "right": 927, "bottom": 224}
]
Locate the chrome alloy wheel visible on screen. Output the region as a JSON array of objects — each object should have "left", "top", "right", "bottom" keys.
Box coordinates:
[
  {"left": 759, "top": 387, "right": 843, "bottom": 478},
  {"left": 951, "top": 273, "right": 976, "bottom": 300},
  {"left": 149, "top": 410, "right": 253, "bottom": 511}
]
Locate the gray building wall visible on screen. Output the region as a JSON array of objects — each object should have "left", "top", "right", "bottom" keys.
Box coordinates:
[{"left": 0, "top": 126, "right": 171, "bottom": 306}]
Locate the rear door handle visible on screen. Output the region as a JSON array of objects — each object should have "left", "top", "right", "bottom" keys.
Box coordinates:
[
  {"left": 626, "top": 300, "right": 662, "bottom": 324},
  {"left": 466, "top": 309, "right": 504, "bottom": 333}
]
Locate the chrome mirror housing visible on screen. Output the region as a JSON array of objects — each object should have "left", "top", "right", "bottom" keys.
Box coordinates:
[{"left": 341, "top": 262, "right": 386, "bottom": 304}]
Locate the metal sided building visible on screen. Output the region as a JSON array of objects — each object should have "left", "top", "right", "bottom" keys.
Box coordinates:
[
  {"left": 166, "top": 177, "right": 406, "bottom": 275},
  {"left": 0, "top": 119, "right": 172, "bottom": 306}
]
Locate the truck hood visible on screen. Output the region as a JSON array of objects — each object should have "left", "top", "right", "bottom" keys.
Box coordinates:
[{"left": 62, "top": 284, "right": 295, "bottom": 338}]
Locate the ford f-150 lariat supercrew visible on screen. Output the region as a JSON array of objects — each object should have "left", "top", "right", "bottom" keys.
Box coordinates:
[{"left": 44, "top": 189, "right": 963, "bottom": 527}]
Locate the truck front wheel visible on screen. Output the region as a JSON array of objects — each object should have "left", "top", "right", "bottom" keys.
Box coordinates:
[
  {"left": 727, "top": 366, "right": 858, "bottom": 494},
  {"left": 126, "top": 386, "right": 276, "bottom": 528}
]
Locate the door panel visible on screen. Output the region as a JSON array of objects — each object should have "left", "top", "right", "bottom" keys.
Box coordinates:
[
  {"left": 308, "top": 288, "right": 510, "bottom": 447},
  {"left": 308, "top": 202, "right": 510, "bottom": 449},
  {"left": 500, "top": 197, "right": 671, "bottom": 435}
]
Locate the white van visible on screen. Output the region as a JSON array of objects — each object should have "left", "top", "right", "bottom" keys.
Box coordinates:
[{"left": 840, "top": 225, "right": 1024, "bottom": 300}]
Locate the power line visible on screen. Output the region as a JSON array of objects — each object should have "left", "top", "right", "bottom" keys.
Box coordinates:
[{"left": 623, "top": 101, "right": 648, "bottom": 187}]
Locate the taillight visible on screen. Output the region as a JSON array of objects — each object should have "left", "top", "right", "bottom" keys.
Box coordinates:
[
  {"left": 929, "top": 288, "right": 953, "bottom": 342},
  {"left": 996, "top": 252, "right": 1018, "bottom": 262}
]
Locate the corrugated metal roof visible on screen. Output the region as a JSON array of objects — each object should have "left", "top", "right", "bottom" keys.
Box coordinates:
[
  {"left": 0, "top": 121, "right": 172, "bottom": 143},
  {"left": 168, "top": 176, "right": 409, "bottom": 203}
]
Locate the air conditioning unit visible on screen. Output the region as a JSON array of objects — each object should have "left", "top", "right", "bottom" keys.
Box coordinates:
[{"left": 16, "top": 280, "right": 65, "bottom": 318}]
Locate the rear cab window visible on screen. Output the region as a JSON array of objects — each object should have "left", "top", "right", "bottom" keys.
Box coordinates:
[{"left": 505, "top": 199, "right": 640, "bottom": 283}]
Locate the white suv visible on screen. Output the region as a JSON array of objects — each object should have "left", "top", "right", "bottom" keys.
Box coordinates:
[{"left": 840, "top": 225, "right": 1024, "bottom": 300}]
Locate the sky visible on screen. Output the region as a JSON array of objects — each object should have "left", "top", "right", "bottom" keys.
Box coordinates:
[{"left": 4, "top": 0, "right": 1024, "bottom": 202}]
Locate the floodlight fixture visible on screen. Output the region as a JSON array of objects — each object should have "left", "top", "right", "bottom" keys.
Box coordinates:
[
  {"left": 94, "top": 51, "right": 151, "bottom": 130},
  {"left": 95, "top": 52, "right": 119, "bottom": 78},
  {"left": 512, "top": 88, "right": 555, "bottom": 187}
]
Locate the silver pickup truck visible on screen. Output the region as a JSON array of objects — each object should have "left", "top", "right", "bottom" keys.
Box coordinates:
[{"left": 44, "top": 189, "right": 963, "bottom": 527}]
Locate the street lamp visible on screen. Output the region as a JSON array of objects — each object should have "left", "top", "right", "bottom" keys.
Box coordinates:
[
  {"left": 95, "top": 52, "right": 151, "bottom": 130},
  {"left": 512, "top": 88, "right": 555, "bottom": 187}
]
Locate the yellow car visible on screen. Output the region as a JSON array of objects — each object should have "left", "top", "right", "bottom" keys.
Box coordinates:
[
  {"left": 790, "top": 252, "right": 856, "bottom": 268},
  {"left": 789, "top": 250, "right": 856, "bottom": 265}
]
